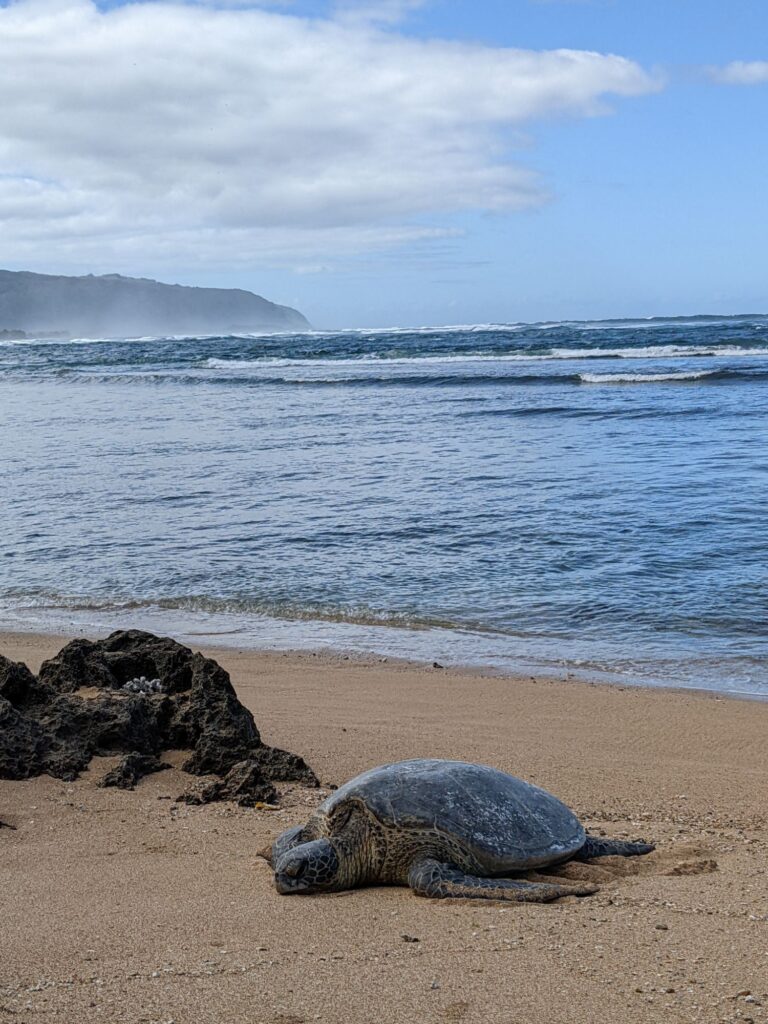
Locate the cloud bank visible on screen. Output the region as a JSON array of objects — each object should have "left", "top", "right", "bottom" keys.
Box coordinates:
[{"left": 0, "top": 0, "right": 658, "bottom": 268}]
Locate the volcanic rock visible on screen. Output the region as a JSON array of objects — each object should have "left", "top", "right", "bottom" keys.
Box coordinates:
[
  {"left": 0, "top": 654, "right": 50, "bottom": 707},
  {"left": 178, "top": 759, "right": 278, "bottom": 807},
  {"left": 38, "top": 631, "right": 197, "bottom": 694},
  {"left": 0, "top": 696, "right": 46, "bottom": 778},
  {"left": 0, "top": 630, "right": 317, "bottom": 802},
  {"left": 99, "top": 752, "right": 171, "bottom": 790}
]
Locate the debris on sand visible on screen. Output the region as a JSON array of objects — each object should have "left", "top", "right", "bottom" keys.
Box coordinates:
[{"left": 0, "top": 630, "right": 317, "bottom": 802}]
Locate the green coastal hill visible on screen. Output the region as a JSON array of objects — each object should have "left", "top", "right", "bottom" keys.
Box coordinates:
[{"left": 0, "top": 269, "right": 310, "bottom": 338}]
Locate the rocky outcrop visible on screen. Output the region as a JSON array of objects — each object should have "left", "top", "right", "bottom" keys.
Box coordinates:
[
  {"left": 0, "top": 269, "right": 310, "bottom": 337},
  {"left": 177, "top": 759, "right": 279, "bottom": 808},
  {"left": 0, "top": 655, "right": 47, "bottom": 706},
  {"left": 0, "top": 630, "right": 317, "bottom": 800}
]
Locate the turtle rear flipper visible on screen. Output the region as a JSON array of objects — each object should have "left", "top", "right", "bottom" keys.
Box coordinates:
[
  {"left": 575, "top": 835, "right": 655, "bottom": 861},
  {"left": 407, "top": 859, "right": 598, "bottom": 902}
]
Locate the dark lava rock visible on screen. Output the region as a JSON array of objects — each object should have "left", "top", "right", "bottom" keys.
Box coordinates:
[
  {"left": 0, "top": 630, "right": 318, "bottom": 801},
  {"left": 0, "top": 696, "right": 46, "bottom": 779},
  {"left": 178, "top": 759, "right": 278, "bottom": 807},
  {"left": 0, "top": 654, "right": 51, "bottom": 707},
  {"left": 246, "top": 743, "right": 319, "bottom": 784},
  {"left": 38, "top": 631, "right": 196, "bottom": 695},
  {"left": 99, "top": 752, "right": 170, "bottom": 790}
]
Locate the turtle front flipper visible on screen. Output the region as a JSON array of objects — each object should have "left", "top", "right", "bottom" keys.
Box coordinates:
[
  {"left": 407, "top": 859, "right": 598, "bottom": 902},
  {"left": 575, "top": 835, "right": 655, "bottom": 861},
  {"left": 263, "top": 824, "right": 309, "bottom": 867}
]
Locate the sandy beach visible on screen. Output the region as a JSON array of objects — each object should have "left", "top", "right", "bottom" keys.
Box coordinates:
[{"left": 2, "top": 630, "right": 767, "bottom": 1024}]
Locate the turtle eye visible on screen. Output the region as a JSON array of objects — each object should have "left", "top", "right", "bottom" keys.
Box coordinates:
[{"left": 283, "top": 858, "right": 306, "bottom": 879}]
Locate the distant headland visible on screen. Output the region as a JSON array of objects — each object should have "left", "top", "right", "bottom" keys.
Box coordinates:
[{"left": 0, "top": 269, "right": 310, "bottom": 338}]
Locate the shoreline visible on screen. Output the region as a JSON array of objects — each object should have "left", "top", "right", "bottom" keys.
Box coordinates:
[
  {"left": 2, "top": 629, "right": 767, "bottom": 1022},
  {"left": 1, "top": 619, "right": 766, "bottom": 705},
  {"left": 2, "top": 604, "right": 768, "bottom": 703}
]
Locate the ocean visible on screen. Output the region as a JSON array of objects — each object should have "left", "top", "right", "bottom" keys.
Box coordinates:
[{"left": 1, "top": 315, "right": 767, "bottom": 697}]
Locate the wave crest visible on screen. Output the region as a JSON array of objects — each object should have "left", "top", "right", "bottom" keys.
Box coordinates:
[{"left": 579, "top": 369, "right": 725, "bottom": 384}]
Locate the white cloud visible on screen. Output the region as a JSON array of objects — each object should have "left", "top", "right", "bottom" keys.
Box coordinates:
[
  {"left": 708, "top": 60, "right": 768, "bottom": 86},
  {"left": 0, "top": 0, "right": 658, "bottom": 269},
  {"left": 331, "top": 0, "right": 427, "bottom": 25}
]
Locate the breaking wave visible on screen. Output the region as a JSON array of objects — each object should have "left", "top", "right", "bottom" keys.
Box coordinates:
[
  {"left": 579, "top": 369, "right": 729, "bottom": 384},
  {"left": 204, "top": 345, "right": 768, "bottom": 370}
]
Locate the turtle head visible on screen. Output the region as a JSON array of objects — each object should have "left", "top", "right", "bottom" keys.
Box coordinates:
[
  {"left": 274, "top": 839, "right": 340, "bottom": 894},
  {"left": 272, "top": 799, "right": 379, "bottom": 895}
]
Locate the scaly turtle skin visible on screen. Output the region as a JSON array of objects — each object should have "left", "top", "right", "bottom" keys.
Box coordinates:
[{"left": 269, "top": 759, "right": 654, "bottom": 902}]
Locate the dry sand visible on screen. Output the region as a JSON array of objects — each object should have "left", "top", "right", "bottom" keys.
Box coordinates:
[{"left": 1, "top": 630, "right": 767, "bottom": 1024}]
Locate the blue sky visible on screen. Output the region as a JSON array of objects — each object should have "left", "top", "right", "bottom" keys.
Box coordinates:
[{"left": 1, "top": 0, "right": 766, "bottom": 326}]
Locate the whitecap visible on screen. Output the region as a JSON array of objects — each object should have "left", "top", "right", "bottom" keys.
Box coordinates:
[{"left": 579, "top": 369, "right": 723, "bottom": 384}]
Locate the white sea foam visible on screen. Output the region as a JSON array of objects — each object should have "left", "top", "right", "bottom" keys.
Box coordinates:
[
  {"left": 552, "top": 345, "right": 768, "bottom": 360},
  {"left": 0, "top": 337, "right": 724, "bottom": 358},
  {"left": 205, "top": 355, "right": 525, "bottom": 370},
  {"left": 2, "top": 317, "right": 768, "bottom": 349},
  {"left": 0, "top": 334, "right": 166, "bottom": 348},
  {"left": 206, "top": 317, "right": 767, "bottom": 339},
  {"left": 579, "top": 369, "right": 723, "bottom": 384},
  {"left": 205, "top": 345, "right": 768, "bottom": 371}
]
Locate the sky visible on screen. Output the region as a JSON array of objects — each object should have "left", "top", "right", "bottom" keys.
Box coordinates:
[{"left": 0, "top": 0, "right": 766, "bottom": 327}]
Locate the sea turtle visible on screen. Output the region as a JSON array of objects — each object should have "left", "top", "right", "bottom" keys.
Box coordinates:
[{"left": 267, "top": 759, "right": 654, "bottom": 902}]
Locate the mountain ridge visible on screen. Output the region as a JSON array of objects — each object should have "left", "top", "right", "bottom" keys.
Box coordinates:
[{"left": 0, "top": 269, "right": 310, "bottom": 337}]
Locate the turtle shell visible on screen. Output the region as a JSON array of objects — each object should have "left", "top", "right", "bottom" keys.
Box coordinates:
[{"left": 320, "top": 759, "right": 585, "bottom": 872}]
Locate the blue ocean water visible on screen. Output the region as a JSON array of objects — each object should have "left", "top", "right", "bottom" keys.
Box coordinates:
[{"left": 1, "top": 316, "right": 767, "bottom": 696}]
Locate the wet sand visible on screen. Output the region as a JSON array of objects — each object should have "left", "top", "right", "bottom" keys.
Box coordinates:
[{"left": 1, "top": 631, "right": 767, "bottom": 1023}]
